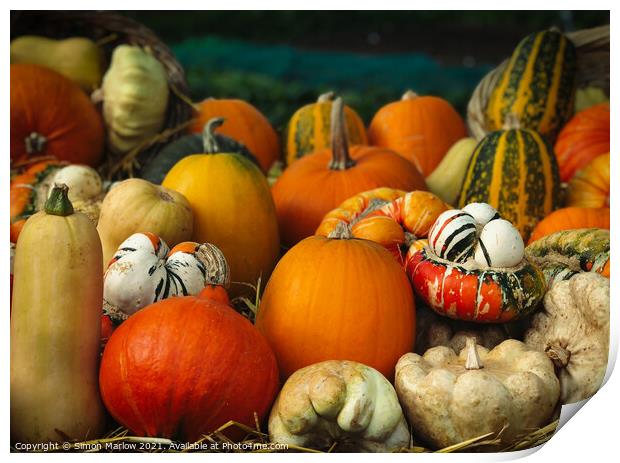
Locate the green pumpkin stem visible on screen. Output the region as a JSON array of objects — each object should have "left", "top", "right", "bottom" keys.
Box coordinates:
[
  {"left": 202, "top": 118, "right": 226, "bottom": 154},
  {"left": 329, "top": 97, "right": 356, "bottom": 171},
  {"left": 44, "top": 183, "right": 74, "bottom": 216}
]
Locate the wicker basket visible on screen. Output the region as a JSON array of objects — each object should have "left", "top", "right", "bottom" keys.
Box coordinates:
[
  {"left": 467, "top": 24, "right": 610, "bottom": 140},
  {"left": 11, "top": 11, "right": 194, "bottom": 179}
]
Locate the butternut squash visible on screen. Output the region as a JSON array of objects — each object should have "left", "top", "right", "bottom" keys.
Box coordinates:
[{"left": 11, "top": 184, "right": 106, "bottom": 443}]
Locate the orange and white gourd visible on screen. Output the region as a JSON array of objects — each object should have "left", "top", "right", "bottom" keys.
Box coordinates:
[
  {"left": 103, "top": 232, "right": 230, "bottom": 320},
  {"left": 407, "top": 202, "right": 546, "bottom": 322}
]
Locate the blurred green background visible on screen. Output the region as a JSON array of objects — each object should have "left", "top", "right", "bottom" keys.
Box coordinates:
[{"left": 121, "top": 11, "right": 609, "bottom": 131}]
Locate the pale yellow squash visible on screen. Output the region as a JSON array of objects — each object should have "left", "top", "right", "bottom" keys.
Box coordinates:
[{"left": 11, "top": 184, "right": 106, "bottom": 444}]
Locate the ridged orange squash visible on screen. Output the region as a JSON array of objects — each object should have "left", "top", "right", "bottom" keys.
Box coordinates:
[
  {"left": 566, "top": 153, "right": 610, "bottom": 208},
  {"left": 528, "top": 207, "right": 610, "bottom": 244},
  {"left": 273, "top": 98, "right": 427, "bottom": 248}
]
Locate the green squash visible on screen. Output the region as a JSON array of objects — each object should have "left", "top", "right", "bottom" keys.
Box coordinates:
[{"left": 140, "top": 118, "right": 259, "bottom": 184}]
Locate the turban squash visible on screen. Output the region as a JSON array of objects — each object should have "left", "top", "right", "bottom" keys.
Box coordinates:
[
  {"left": 10, "top": 64, "right": 104, "bottom": 167},
  {"left": 368, "top": 90, "right": 467, "bottom": 176},
  {"left": 272, "top": 97, "right": 426, "bottom": 248}
]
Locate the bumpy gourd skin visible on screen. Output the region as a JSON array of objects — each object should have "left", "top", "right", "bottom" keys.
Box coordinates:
[
  {"left": 525, "top": 272, "right": 610, "bottom": 404},
  {"left": 269, "top": 360, "right": 411, "bottom": 452},
  {"left": 395, "top": 339, "right": 560, "bottom": 449}
]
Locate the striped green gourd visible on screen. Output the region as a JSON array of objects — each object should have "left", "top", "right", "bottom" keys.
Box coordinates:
[
  {"left": 457, "top": 119, "right": 561, "bottom": 241},
  {"left": 486, "top": 29, "right": 577, "bottom": 142}
]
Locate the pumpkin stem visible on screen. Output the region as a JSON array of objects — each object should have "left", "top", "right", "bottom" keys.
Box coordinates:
[
  {"left": 464, "top": 337, "right": 483, "bottom": 370},
  {"left": 329, "top": 97, "right": 356, "bottom": 171},
  {"left": 202, "top": 118, "right": 226, "bottom": 153},
  {"left": 24, "top": 132, "right": 47, "bottom": 154},
  {"left": 198, "top": 285, "right": 231, "bottom": 306},
  {"left": 401, "top": 90, "right": 419, "bottom": 100},
  {"left": 327, "top": 221, "right": 353, "bottom": 240},
  {"left": 44, "top": 183, "right": 74, "bottom": 216},
  {"left": 317, "top": 91, "right": 335, "bottom": 103},
  {"left": 546, "top": 345, "right": 571, "bottom": 369},
  {"left": 502, "top": 113, "right": 522, "bottom": 131}
]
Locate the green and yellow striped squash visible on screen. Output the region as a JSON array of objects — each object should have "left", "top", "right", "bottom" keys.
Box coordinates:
[
  {"left": 457, "top": 127, "right": 561, "bottom": 241},
  {"left": 284, "top": 92, "right": 367, "bottom": 166},
  {"left": 486, "top": 29, "right": 577, "bottom": 142}
]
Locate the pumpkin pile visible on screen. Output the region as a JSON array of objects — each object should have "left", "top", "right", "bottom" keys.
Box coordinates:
[{"left": 10, "top": 24, "right": 611, "bottom": 454}]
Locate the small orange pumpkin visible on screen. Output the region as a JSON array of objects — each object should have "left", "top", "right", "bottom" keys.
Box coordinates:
[
  {"left": 368, "top": 90, "right": 467, "bottom": 176},
  {"left": 528, "top": 207, "right": 610, "bottom": 244},
  {"left": 272, "top": 98, "right": 426, "bottom": 248},
  {"left": 191, "top": 98, "right": 279, "bottom": 173},
  {"left": 10, "top": 64, "right": 104, "bottom": 167},
  {"left": 554, "top": 103, "right": 610, "bottom": 182},
  {"left": 566, "top": 153, "right": 610, "bottom": 208},
  {"left": 99, "top": 288, "right": 279, "bottom": 442},
  {"left": 256, "top": 232, "right": 415, "bottom": 381}
]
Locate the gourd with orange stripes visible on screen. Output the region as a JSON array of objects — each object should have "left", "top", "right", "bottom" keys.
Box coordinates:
[
  {"left": 457, "top": 120, "right": 561, "bottom": 241},
  {"left": 485, "top": 29, "right": 577, "bottom": 143}
]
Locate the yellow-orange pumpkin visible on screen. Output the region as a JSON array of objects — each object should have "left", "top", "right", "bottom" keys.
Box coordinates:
[
  {"left": 272, "top": 98, "right": 426, "bottom": 248},
  {"left": 256, "top": 232, "right": 416, "bottom": 381},
  {"left": 368, "top": 90, "right": 467, "bottom": 176},
  {"left": 566, "top": 153, "right": 610, "bottom": 208},
  {"left": 528, "top": 207, "right": 610, "bottom": 244}
]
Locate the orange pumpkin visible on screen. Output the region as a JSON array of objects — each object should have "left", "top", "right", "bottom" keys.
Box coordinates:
[
  {"left": 256, "top": 232, "right": 415, "bottom": 381},
  {"left": 10, "top": 64, "right": 104, "bottom": 166},
  {"left": 99, "top": 288, "right": 279, "bottom": 442},
  {"left": 566, "top": 153, "right": 610, "bottom": 208},
  {"left": 368, "top": 90, "right": 467, "bottom": 176},
  {"left": 528, "top": 207, "right": 610, "bottom": 244},
  {"left": 272, "top": 98, "right": 426, "bottom": 247},
  {"left": 554, "top": 103, "right": 610, "bottom": 182},
  {"left": 191, "top": 98, "right": 279, "bottom": 173}
]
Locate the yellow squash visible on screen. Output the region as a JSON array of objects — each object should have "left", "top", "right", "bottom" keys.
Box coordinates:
[
  {"left": 11, "top": 184, "right": 106, "bottom": 444},
  {"left": 163, "top": 118, "right": 280, "bottom": 297},
  {"left": 97, "top": 178, "right": 194, "bottom": 270},
  {"left": 10, "top": 35, "right": 103, "bottom": 93}
]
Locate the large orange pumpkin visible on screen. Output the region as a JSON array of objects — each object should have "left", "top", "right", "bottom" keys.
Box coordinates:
[
  {"left": 272, "top": 97, "right": 426, "bottom": 248},
  {"left": 99, "top": 288, "right": 279, "bottom": 442},
  {"left": 554, "top": 103, "right": 610, "bottom": 182},
  {"left": 191, "top": 98, "right": 279, "bottom": 173},
  {"left": 256, "top": 232, "right": 416, "bottom": 381},
  {"left": 566, "top": 153, "right": 610, "bottom": 208},
  {"left": 10, "top": 64, "right": 104, "bottom": 167},
  {"left": 528, "top": 207, "right": 610, "bottom": 244},
  {"left": 368, "top": 90, "right": 467, "bottom": 176}
]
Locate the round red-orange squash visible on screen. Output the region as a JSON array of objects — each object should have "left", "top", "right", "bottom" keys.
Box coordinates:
[
  {"left": 10, "top": 64, "right": 104, "bottom": 167},
  {"left": 99, "top": 290, "right": 279, "bottom": 442},
  {"left": 368, "top": 90, "right": 467, "bottom": 176},
  {"left": 554, "top": 103, "right": 610, "bottom": 182},
  {"left": 272, "top": 97, "right": 426, "bottom": 248},
  {"left": 528, "top": 207, "right": 610, "bottom": 244},
  {"left": 191, "top": 98, "right": 279, "bottom": 173},
  {"left": 256, "top": 232, "right": 416, "bottom": 381}
]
